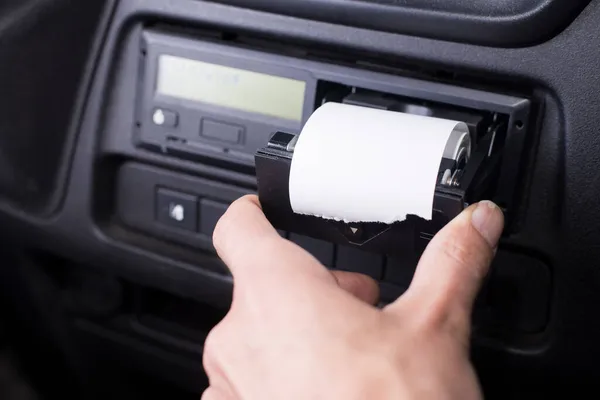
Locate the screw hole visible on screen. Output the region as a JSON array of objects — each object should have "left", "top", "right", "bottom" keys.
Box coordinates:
[
  {"left": 141, "top": 49, "right": 147, "bottom": 56},
  {"left": 515, "top": 120, "right": 524, "bottom": 130},
  {"left": 135, "top": 121, "right": 141, "bottom": 128}
]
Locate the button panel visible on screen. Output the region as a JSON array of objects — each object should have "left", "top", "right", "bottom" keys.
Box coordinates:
[
  {"left": 290, "top": 234, "right": 334, "bottom": 267},
  {"left": 152, "top": 108, "right": 179, "bottom": 127},
  {"left": 149, "top": 189, "right": 551, "bottom": 334},
  {"left": 199, "top": 199, "right": 229, "bottom": 238},
  {"left": 156, "top": 188, "right": 198, "bottom": 232},
  {"left": 200, "top": 118, "right": 244, "bottom": 144},
  {"left": 336, "top": 246, "right": 384, "bottom": 280}
]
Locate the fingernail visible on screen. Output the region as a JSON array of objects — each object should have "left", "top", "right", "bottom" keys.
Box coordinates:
[{"left": 471, "top": 201, "right": 504, "bottom": 247}]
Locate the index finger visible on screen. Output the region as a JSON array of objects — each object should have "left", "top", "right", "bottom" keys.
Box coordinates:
[
  {"left": 213, "top": 195, "right": 332, "bottom": 284},
  {"left": 214, "top": 196, "right": 381, "bottom": 304}
]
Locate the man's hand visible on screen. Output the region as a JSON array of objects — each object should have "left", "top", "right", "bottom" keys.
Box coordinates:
[{"left": 202, "top": 195, "right": 504, "bottom": 400}]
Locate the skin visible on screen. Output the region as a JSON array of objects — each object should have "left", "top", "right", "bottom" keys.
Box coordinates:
[{"left": 202, "top": 195, "right": 504, "bottom": 400}]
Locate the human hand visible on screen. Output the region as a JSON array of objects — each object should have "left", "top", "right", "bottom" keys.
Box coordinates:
[{"left": 202, "top": 195, "right": 504, "bottom": 400}]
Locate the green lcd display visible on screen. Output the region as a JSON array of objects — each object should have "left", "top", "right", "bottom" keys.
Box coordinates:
[{"left": 156, "top": 55, "right": 307, "bottom": 122}]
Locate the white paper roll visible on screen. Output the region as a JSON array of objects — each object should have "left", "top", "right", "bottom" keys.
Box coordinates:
[{"left": 289, "top": 102, "right": 468, "bottom": 223}]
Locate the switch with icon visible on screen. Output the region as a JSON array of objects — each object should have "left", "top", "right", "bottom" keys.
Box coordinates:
[
  {"left": 152, "top": 108, "right": 179, "bottom": 127},
  {"left": 156, "top": 188, "right": 198, "bottom": 232}
]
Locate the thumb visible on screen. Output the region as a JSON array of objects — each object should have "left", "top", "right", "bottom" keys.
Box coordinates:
[{"left": 387, "top": 201, "right": 504, "bottom": 335}]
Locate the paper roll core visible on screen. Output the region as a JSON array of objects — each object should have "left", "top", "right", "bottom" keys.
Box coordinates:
[{"left": 288, "top": 102, "right": 469, "bottom": 223}]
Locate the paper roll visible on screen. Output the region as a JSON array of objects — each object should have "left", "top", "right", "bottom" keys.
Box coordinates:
[{"left": 289, "top": 102, "right": 468, "bottom": 223}]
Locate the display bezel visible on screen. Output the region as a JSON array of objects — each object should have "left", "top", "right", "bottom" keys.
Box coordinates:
[
  {"left": 155, "top": 54, "right": 308, "bottom": 123},
  {"left": 143, "top": 35, "right": 316, "bottom": 131}
]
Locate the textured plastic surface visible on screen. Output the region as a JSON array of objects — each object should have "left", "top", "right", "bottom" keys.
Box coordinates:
[
  {"left": 336, "top": 246, "right": 384, "bottom": 280},
  {"left": 0, "top": 0, "right": 107, "bottom": 214},
  {"left": 87, "top": 1, "right": 600, "bottom": 392},
  {"left": 138, "top": 30, "right": 315, "bottom": 169},
  {"left": 0, "top": 0, "right": 599, "bottom": 396},
  {"left": 289, "top": 234, "right": 335, "bottom": 267},
  {"left": 480, "top": 251, "right": 551, "bottom": 334},
  {"left": 138, "top": 29, "right": 528, "bottom": 187},
  {"left": 115, "top": 162, "right": 251, "bottom": 256},
  {"left": 208, "top": 0, "right": 590, "bottom": 47}
]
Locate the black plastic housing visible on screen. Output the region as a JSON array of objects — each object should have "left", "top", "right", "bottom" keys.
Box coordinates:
[
  {"left": 255, "top": 137, "right": 475, "bottom": 257},
  {"left": 4, "top": 0, "right": 600, "bottom": 396},
  {"left": 209, "top": 0, "right": 590, "bottom": 47},
  {"left": 0, "top": 0, "right": 107, "bottom": 214}
]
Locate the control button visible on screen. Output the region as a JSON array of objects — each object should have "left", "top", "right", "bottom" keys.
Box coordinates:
[
  {"left": 290, "top": 234, "right": 334, "bottom": 267},
  {"left": 198, "top": 199, "right": 284, "bottom": 241},
  {"left": 343, "top": 224, "right": 365, "bottom": 241},
  {"left": 336, "top": 246, "right": 384, "bottom": 280},
  {"left": 201, "top": 118, "right": 244, "bottom": 144},
  {"left": 199, "top": 199, "right": 230, "bottom": 239},
  {"left": 384, "top": 255, "right": 418, "bottom": 287},
  {"left": 156, "top": 188, "right": 198, "bottom": 232},
  {"left": 267, "top": 131, "right": 298, "bottom": 152},
  {"left": 337, "top": 223, "right": 389, "bottom": 245},
  {"left": 152, "top": 108, "right": 179, "bottom": 127}
]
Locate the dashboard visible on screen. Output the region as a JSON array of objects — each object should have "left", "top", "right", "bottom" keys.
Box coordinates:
[{"left": 0, "top": 0, "right": 599, "bottom": 397}]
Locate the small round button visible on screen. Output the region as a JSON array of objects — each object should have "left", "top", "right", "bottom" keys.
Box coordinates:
[{"left": 153, "top": 109, "right": 166, "bottom": 126}]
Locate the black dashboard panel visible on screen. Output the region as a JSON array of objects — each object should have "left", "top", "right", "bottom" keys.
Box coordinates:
[
  {"left": 0, "top": 0, "right": 107, "bottom": 214},
  {"left": 209, "top": 0, "right": 591, "bottom": 47},
  {"left": 3, "top": 0, "right": 600, "bottom": 397}
]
